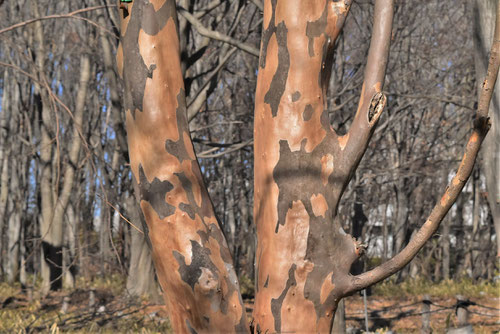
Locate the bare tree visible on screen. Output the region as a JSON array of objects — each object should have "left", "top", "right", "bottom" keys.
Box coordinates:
[{"left": 118, "top": 0, "right": 499, "bottom": 332}]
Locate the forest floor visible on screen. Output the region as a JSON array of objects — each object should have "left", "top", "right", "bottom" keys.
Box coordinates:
[
  {"left": 0, "top": 277, "right": 498, "bottom": 333},
  {"left": 342, "top": 294, "right": 499, "bottom": 333}
]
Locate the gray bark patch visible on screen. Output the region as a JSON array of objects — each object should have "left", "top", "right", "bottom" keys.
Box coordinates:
[
  {"left": 270, "top": 264, "right": 296, "bottom": 333},
  {"left": 138, "top": 164, "right": 175, "bottom": 220},
  {"left": 264, "top": 22, "right": 290, "bottom": 117},
  {"left": 173, "top": 240, "right": 219, "bottom": 291},
  {"left": 165, "top": 90, "right": 192, "bottom": 163},
  {"left": 121, "top": 0, "right": 175, "bottom": 118},
  {"left": 259, "top": 0, "right": 277, "bottom": 69},
  {"left": 306, "top": 4, "right": 328, "bottom": 57},
  {"left": 303, "top": 104, "right": 314, "bottom": 121}
]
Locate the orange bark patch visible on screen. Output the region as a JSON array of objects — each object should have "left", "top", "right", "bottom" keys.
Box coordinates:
[
  {"left": 470, "top": 131, "right": 479, "bottom": 143},
  {"left": 176, "top": 160, "right": 204, "bottom": 210},
  {"left": 320, "top": 154, "right": 334, "bottom": 185},
  {"left": 440, "top": 191, "right": 451, "bottom": 207},
  {"left": 339, "top": 133, "right": 349, "bottom": 151},
  {"left": 138, "top": 19, "right": 183, "bottom": 141},
  {"left": 280, "top": 262, "right": 316, "bottom": 333},
  {"left": 320, "top": 272, "right": 335, "bottom": 304},
  {"left": 116, "top": 44, "right": 124, "bottom": 78},
  {"left": 311, "top": 193, "right": 328, "bottom": 218},
  {"left": 197, "top": 267, "right": 218, "bottom": 293}
]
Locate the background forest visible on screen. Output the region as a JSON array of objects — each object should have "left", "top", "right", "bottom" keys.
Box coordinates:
[{"left": 0, "top": 0, "right": 498, "bottom": 332}]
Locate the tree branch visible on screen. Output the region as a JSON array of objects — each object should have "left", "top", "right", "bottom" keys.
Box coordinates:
[
  {"left": 0, "top": 5, "right": 117, "bottom": 37},
  {"left": 339, "top": 0, "right": 394, "bottom": 173},
  {"left": 187, "top": 47, "right": 237, "bottom": 121},
  {"left": 197, "top": 139, "right": 252, "bottom": 158},
  {"left": 346, "top": 3, "right": 500, "bottom": 294},
  {"left": 177, "top": 7, "right": 260, "bottom": 57}
]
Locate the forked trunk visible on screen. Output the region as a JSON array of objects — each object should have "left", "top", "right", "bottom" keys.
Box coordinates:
[
  {"left": 118, "top": 0, "right": 499, "bottom": 332},
  {"left": 252, "top": 0, "right": 391, "bottom": 331}
]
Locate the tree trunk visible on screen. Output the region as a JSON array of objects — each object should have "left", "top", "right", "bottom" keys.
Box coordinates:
[
  {"left": 125, "top": 196, "right": 160, "bottom": 301},
  {"left": 332, "top": 299, "right": 346, "bottom": 334},
  {"left": 32, "top": 4, "right": 92, "bottom": 290},
  {"left": 31, "top": 0, "right": 58, "bottom": 293},
  {"left": 0, "top": 69, "right": 11, "bottom": 277},
  {"left": 474, "top": 0, "right": 500, "bottom": 259},
  {"left": 118, "top": 1, "right": 248, "bottom": 331},
  {"left": 116, "top": 0, "right": 500, "bottom": 332},
  {"left": 7, "top": 148, "right": 21, "bottom": 283},
  {"left": 442, "top": 215, "right": 451, "bottom": 280},
  {"left": 252, "top": 1, "right": 391, "bottom": 331},
  {"left": 63, "top": 203, "right": 77, "bottom": 289}
]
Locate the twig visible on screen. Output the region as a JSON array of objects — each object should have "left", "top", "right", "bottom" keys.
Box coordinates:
[
  {"left": 0, "top": 5, "right": 118, "bottom": 37},
  {"left": 177, "top": 7, "right": 259, "bottom": 57}
]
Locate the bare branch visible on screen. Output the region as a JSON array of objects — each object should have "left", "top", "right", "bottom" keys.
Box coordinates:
[
  {"left": 187, "top": 47, "right": 237, "bottom": 121},
  {"left": 0, "top": 5, "right": 117, "bottom": 37},
  {"left": 388, "top": 92, "right": 475, "bottom": 111},
  {"left": 197, "top": 139, "right": 253, "bottom": 158},
  {"left": 340, "top": 0, "right": 394, "bottom": 171},
  {"left": 178, "top": 7, "right": 260, "bottom": 57},
  {"left": 347, "top": 3, "right": 500, "bottom": 294}
]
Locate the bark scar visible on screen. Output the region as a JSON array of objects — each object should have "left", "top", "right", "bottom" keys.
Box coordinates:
[{"left": 367, "top": 92, "right": 386, "bottom": 125}]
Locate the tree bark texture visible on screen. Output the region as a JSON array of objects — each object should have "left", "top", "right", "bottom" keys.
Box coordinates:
[
  {"left": 117, "top": 1, "right": 248, "bottom": 332},
  {"left": 252, "top": 0, "right": 391, "bottom": 332},
  {"left": 116, "top": 0, "right": 500, "bottom": 332}
]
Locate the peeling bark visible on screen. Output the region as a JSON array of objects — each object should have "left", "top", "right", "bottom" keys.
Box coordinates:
[
  {"left": 118, "top": 1, "right": 248, "bottom": 332},
  {"left": 117, "top": 0, "right": 499, "bottom": 332},
  {"left": 253, "top": 0, "right": 391, "bottom": 332}
]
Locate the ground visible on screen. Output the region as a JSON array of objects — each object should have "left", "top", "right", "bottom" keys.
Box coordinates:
[{"left": 0, "top": 276, "right": 498, "bottom": 333}]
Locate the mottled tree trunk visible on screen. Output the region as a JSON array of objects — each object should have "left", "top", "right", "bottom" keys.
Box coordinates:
[
  {"left": 118, "top": 0, "right": 499, "bottom": 332},
  {"left": 117, "top": 1, "right": 248, "bottom": 332},
  {"left": 252, "top": 0, "right": 391, "bottom": 331}
]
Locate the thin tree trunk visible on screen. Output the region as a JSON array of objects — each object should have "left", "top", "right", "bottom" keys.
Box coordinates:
[
  {"left": 442, "top": 215, "right": 450, "bottom": 280},
  {"left": 382, "top": 203, "right": 388, "bottom": 262},
  {"left": 63, "top": 203, "right": 77, "bottom": 289},
  {"left": 125, "top": 196, "right": 160, "bottom": 301},
  {"left": 474, "top": 0, "right": 500, "bottom": 259},
  {"left": 7, "top": 153, "right": 21, "bottom": 283},
  {"left": 332, "top": 299, "right": 346, "bottom": 334},
  {"left": 0, "top": 69, "right": 11, "bottom": 276}
]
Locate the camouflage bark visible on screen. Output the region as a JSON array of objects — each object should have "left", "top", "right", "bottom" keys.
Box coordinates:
[
  {"left": 252, "top": 0, "right": 392, "bottom": 332},
  {"left": 117, "top": 0, "right": 248, "bottom": 332},
  {"left": 117, "top": 0, "right": 499, "bottom": 332}
]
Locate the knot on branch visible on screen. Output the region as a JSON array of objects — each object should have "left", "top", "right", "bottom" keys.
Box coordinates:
[
  {"left": 353, "top": 237, "right": 367, "bottom": 257},
  {"left": 473, "top": 115, "right": 491, "bottom": 134}
]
